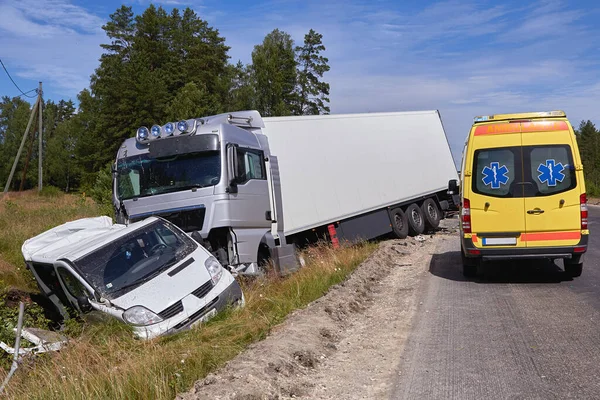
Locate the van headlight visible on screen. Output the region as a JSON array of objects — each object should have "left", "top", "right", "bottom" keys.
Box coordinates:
[
  {"left": 204, "top": 256, "right": 223, "bottom": 285},
  {"left": 123, "top": 306, "right": 163, "bottom": 326}
]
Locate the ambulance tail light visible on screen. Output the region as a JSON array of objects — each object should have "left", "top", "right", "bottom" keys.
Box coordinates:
[
  {"left": 462, "top": 198, "right": 471, "bottom": 234},
  {"left": 581, "top": 193, "right": 588, "bottom": 230}
]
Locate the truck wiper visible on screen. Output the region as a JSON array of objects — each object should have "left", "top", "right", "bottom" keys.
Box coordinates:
[{"left": 159, "top": 184, "right": 205, "bottom": 194}]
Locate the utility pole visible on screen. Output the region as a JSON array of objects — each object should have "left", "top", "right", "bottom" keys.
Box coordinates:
[
  {"left": 3, "top": 92, "right": 40, "bottom": 194},
  {"left": 37, "top": 82, "right": 43, "bottom": 191}
]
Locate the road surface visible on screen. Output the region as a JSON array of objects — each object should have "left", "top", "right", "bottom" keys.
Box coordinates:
[{"left": 392, "top": 206, "right": 600, "bottom": 399}]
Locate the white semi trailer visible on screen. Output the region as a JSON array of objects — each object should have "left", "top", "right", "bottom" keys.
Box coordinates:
[{"left": 112, "top": 110, "right": 459, "bottom": 275}]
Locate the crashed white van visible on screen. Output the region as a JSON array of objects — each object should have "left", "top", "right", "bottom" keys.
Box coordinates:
[{"left": 21, "top": 216, "right": 243, "bottom": 339}]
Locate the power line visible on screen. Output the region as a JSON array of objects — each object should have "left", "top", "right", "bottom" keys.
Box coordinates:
[
  {"left": 15, "top": 88, "right": 38, "bottom": 99},
  {"left": 0, "top": 58, "right": 37, "bottom": 98}
]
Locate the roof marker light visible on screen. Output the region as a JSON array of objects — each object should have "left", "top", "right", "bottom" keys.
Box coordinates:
[
  {"left": 177, "top": 120, "right": 188, "bottom": 133},
  {"left": 165, "top": 122, "right": 175, "bottom": 135},
  {"left": 150, "top": 125, "right": 161, "bottom": 139},
  {"left": 136, "top": 126, "right": 149, "bottom": 142}
]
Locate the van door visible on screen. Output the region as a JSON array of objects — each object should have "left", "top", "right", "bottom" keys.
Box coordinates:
[
  {"left": 521, "top": 131, "right": 581, "bottom": 247},
  {"left": 469, "top": 145, "right": 527, "bottom": 248},
  {"left": 54, "top": 260, "right": 96, "bottom": 314}
]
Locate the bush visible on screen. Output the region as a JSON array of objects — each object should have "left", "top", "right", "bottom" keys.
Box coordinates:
[
  {"left": 87, "top": 163, "right": 115, "bottom": 219},
  {"left": 39, "top": 185, "right": 63, "bottom": 198}
]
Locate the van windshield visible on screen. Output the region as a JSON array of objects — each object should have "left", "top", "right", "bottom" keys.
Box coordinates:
[
  {"left": 472, "top": 145, "right": 576, "bottom": 198},
  {"left": 72, "top": 220, "right": 197, "bottom": 299},
  {"left": 117, "top": 151, "right": 221, "bottom": 200}
]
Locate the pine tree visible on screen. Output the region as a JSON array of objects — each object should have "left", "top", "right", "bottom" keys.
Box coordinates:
[{"left": 295, "top": 29, "right": 330, "bottom": 115}]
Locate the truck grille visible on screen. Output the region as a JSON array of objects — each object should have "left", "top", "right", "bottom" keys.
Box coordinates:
[
  {"left": 158, "top": 300, "right": 183, "bottom": 319},
  {"left": 191, "top": 281, "right": 213, "bottom": 299}
]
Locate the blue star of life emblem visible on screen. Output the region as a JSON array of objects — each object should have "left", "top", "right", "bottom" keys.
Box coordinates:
[
  {"left": 537, "top": 159, "right": 565, "bottom": 187},
  {"left": 482, "top": 162, "right": 509, "bottom": 189}
]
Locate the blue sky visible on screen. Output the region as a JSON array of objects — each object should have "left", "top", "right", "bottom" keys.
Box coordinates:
[{"left": 1, "top": 0, "right": 599, "bottom": 163}]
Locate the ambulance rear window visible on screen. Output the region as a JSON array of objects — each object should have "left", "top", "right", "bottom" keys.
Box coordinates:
[
  {"left": 473, "top": 148, "right": 518, "bottom": 197},
  {"left": 525, "top": 145, "right": 576, "bottom": 196}
]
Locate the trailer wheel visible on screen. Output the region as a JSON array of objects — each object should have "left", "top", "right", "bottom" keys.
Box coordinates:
[
  {"left": 421, "top": 198, "right": 441, "bottom": 230},
  {"left": 390, "top": 208, "right": 409, "bottom": 239},
  {"left": 406, "top": 203, "right": 425, "bottom": 236}
]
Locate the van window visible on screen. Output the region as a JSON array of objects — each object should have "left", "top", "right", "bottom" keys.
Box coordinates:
[
  {"left": 473, "top": 148, "right": 518, "bottom": 197},
  {"left": 525, "top": 145, "right": 576, "bottom": 196},
  {"left": 472, "top": 145, "right": 577, "bottom": 198}
]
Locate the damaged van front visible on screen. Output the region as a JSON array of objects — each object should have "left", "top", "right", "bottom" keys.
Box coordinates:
[{"left": 22, "top": 216, "right": 244, "bottom": 339}]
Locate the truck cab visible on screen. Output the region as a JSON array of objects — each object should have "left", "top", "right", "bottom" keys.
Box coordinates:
[
  {"left": 457, "top": 110, "right": 589, "bottom": 277},
  {"left": 112, "top": 111, "right": 298, "bottom": 276}
]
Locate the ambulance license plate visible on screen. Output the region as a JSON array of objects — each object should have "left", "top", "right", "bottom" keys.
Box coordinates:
[{"left": 482, "top": 237, "right": 517, "bottom": 246}]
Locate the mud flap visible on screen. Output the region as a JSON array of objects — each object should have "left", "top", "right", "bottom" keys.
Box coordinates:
[{"left": 270, "top": 244, "right": 300, "bottom": 276}]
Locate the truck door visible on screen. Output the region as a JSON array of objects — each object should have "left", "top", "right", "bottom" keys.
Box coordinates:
[
  {"left": 521, "top": 128, "right": 581, "bottom": 247},
  {"left": 54, "top": 260, "right": 96, "bottom": 314}
]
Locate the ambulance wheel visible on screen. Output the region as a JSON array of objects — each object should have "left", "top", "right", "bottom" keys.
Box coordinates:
[
  {"left": 461, "top": 244, "right": 478, "bottom": 277},
  {"left": 406, "top": 203, "right": 425, "bottom": 236},
  {"left": 564, "top": 262, "right": 583, "bottom": 278},
  {"left": 421, "top": 198, "right": 441, "bottom": 230},
  {"left": 390, "top": 208, "right": 409, "bottom": 239}
]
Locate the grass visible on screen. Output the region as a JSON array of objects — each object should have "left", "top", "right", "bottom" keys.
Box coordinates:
[
  {"left": 0, "top": 191, "right": 377, "bottom": 399},
  {"left": 0, "top": 190, "right": 102, "bottom": 292}
]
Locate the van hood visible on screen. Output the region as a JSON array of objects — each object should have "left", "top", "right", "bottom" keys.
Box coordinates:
[{"left": 108, "top": 247, "right": 212, "bottom": 314}]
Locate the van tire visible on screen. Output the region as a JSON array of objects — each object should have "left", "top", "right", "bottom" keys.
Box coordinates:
[
  {"left": 406, "top": 203, "right": 425, "bottom": 236},
  {"left": 564, "top": 262, "right": 583, "bottom": 278},
  {"left": 390, "top": 208, "right": 409, "bottom": 239},
  {"left": 421, "top": 198, "right": 441, "bottom": 230},
  {"left": 461, "top": 244, "right": 478, "bottom": 277}
]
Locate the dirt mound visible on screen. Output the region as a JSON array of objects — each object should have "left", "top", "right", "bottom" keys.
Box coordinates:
[{"left": 176, "top": 219, "right": 456, "bottom": 400}]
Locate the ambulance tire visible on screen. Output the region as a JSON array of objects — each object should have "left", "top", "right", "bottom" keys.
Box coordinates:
[
  {"left": 390, "top": 208, "right": 409, "bottom": 239},
  {"left": 564, "top": 262, "right": 583, "bottom": 278},
  {"left": 421, "top": 198, "right": 441, "bottom": 230},
  {"left": 406, "top": 203, "right": 425, "bottom": 236}
]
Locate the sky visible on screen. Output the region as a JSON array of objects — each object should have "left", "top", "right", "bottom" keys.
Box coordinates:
[{"left": 1, "top": 0, "right": 599, "bottom": 165}]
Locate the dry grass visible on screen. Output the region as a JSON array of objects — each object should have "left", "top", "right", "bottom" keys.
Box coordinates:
[
  {"left": 3, "top": 242, "right": 376, "bottom": 400},
  {"left": 0, "top": 190, "right": 101, "bottom": 291}
]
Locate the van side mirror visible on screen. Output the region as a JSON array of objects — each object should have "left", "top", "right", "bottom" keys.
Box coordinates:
[
  {"left": 226, "top": 144, "right": 239, "bottom": 194},
  {"left": 448, "top": 179, "right": 459, "bottom": 194},
  {"left": 77, "top": 296, "right": 93, "bottom": 313}
]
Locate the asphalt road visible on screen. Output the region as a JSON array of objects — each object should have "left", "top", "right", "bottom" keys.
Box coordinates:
[{"left": 391, "top": 206, "right": 600, "bottom": 400}]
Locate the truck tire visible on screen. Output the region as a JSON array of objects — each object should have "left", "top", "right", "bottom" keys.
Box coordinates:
[
  {"left": 421, "top": 198, "right": 441, "bottom": 230},
  {"left": 406, "top": 203, "right": 425, "bottom": 236},
  {"left": 390, "top": 208, "right": 409, "bottom": 239}
]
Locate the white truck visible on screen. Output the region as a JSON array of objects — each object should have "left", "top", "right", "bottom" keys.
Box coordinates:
[{"left": 112, "top": 110, "right": 459, "bottom": 275}]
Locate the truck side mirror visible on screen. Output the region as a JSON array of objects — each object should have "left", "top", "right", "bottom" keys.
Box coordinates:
[
  {"left": 77, "top": 296, "right": 93, "bottom": 313},
  {"left": 226, "top": 144, "right": 239, "bottom": 194},
  {"left": 448, "top": 179, "right": 459, "bottom": 194}
]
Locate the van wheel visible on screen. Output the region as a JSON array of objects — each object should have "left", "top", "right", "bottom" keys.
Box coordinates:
[
  {"left": 406, "top": 203, "right": 425, "bottom": 236},
  {"left": 421, "top": 198, "right": 441, "bottom": 230},
  {"left": 461, "top": 244, "right": 478, "bottom": 277},
  {"left": 390, "top": 208, "right": 409, "bottom": 239},
  {"left": 564, "top": 262, "right": 583, "bottom": 278}
]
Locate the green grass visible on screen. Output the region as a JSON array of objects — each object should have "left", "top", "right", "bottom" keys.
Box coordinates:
[{"left": 0, "top": 191, "right": 377, "bottom": 399}]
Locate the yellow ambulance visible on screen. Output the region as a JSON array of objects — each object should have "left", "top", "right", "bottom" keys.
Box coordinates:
[{"left": 451, "top": 110, "right": 589, "bottom": 278}]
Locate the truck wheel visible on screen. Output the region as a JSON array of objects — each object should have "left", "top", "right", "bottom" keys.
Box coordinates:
[
  {"left": 564, "top": 262, "right": 583, "bottom": 278},
  {"left": 406, "top": 203, "right": 425, "bottom": 236},
  {"left": 421, "top": 198, "right": 441, "bottom": 230},
  {"left": 390, "top": 208, "right": 409, "bottom": 239}
]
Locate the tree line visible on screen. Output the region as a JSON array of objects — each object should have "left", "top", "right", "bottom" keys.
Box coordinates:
[
  {"left": 576, "top": 120, "right": 600, "bottom": 196},
  {"left": 0, "top": 4, "right": 331, "bottom": 193}
]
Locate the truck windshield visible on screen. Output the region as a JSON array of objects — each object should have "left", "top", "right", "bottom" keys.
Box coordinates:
[
  {"left": 72, "top": 220, "right": 197, "bottom": 299},
  {"left": 116, "top": 151, "right": 221, "bottom": 200}
]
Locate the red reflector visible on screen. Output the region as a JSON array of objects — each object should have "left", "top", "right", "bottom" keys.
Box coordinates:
[
  {"left": 462, "top": 198, "right": 471, "bottom": 234},
  {"left": 581, "top": 193, "right": 588, "bottom": 230},
  {"left": 574, "top": 246, "right": 586, "bottom": 254},
  {"left": 467, "top": 249, "right": 481, "bottom": 255}
]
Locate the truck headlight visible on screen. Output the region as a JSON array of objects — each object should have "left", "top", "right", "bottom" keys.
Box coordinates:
[
  {"left": 204, "top": 256, "right": 223, "bottom": 285},
  {"left": 123, "top": 306, "right": 163, "bottom": 326}
]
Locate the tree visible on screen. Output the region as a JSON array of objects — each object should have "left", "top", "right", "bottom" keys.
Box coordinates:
[
  {"left": 224, "top": 61, "right": 255, "bottom": 112},
  {"left": 251, "top": 29, "right": 297, "bottom": 116},
  {"left": 165, "top": 82, "right": 218, "bottom": 121},
  {"left": 295, "top": 29, "right": 330, "bottom": 115},
  {"left": 576, "top": 120, "right": 600, "bottom": 194}
]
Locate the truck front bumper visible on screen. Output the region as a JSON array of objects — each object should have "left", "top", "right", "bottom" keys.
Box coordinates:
[{"left": 461, "top": 234, "right": 588, "bottom": 262}]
